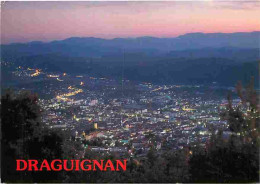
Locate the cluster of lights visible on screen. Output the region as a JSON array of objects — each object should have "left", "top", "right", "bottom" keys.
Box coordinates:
[
  {"left": 151, "top": 87, "right": 162, "bottom": 92},
  {"left": 31, "top": 69, "right": 41, "bottom": 77},
  {"left": 182, "top": 106, "right": 196, "bottom": 111},
  {"left": 56, "top": 88, "right": 83, "bottom": 100},
  {"left": 48, "top": 74, "right": 60, "bottom": 78}
]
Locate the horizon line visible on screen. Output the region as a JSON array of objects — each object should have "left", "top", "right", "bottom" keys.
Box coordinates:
[{"left": 2, "top": 30, "right": 260, "bottom": 45}]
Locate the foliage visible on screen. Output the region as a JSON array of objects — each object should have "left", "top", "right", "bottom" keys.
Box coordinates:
[
  {"left": 1, "top": 90, "right": 65, "bottom": 182},
  {"left": 189, "top": 78, "right": 259, "bottom": 182}
]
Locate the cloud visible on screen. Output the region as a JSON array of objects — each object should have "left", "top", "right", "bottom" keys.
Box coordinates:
[{"left": 211, "top": 1, "right": 260, "bottom": 10}]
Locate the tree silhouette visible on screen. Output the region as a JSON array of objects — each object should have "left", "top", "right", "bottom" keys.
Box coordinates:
[
  {"left": 189, "top": 78, "right": 259, "bottom": 182},
  {"left": 1, "top": 90, "right": 65, "bottom": 182}
]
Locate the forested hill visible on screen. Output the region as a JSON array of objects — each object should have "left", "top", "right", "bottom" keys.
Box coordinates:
[
  {"left": 1, "top": 31, "right": 259, "bottom": 87},
  {"left": 2, "top": 31, "right": 259, "bottom": 58}
]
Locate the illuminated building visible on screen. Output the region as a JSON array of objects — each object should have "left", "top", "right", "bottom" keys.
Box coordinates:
[
  {"left": 94, "top": 122, "right": 98, "bottom": 129},
  {"left": 82, "top": 131, "right": 86, "bottom": 137}
]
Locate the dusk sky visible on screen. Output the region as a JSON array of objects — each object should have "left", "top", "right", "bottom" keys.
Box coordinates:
[{"left": 1, "top": 1, "right": 260, "bottom": 44}]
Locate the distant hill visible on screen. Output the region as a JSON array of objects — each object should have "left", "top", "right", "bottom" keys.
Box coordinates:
[
  {"left": 3, "top": 53, "right": 258, "bottom": 87},
  {"left": 1, "top": 31, "right": 259, "bottom": 86},
  {"left": 1, "top": 31, "right": 259, "bottom": 59}
]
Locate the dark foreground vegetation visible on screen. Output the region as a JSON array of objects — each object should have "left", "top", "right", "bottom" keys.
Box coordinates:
[{"left": 1, "top": 79, "right": 259, "bottom": 183}]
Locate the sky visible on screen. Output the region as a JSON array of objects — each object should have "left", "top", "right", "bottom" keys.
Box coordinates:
[{"left": 1, "top": 1, "right": 260, "bottom": 44}]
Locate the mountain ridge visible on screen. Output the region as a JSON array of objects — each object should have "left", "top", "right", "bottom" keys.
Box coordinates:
[{"left": 3, "top": 31, "right": 260, "bottom": 46}]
